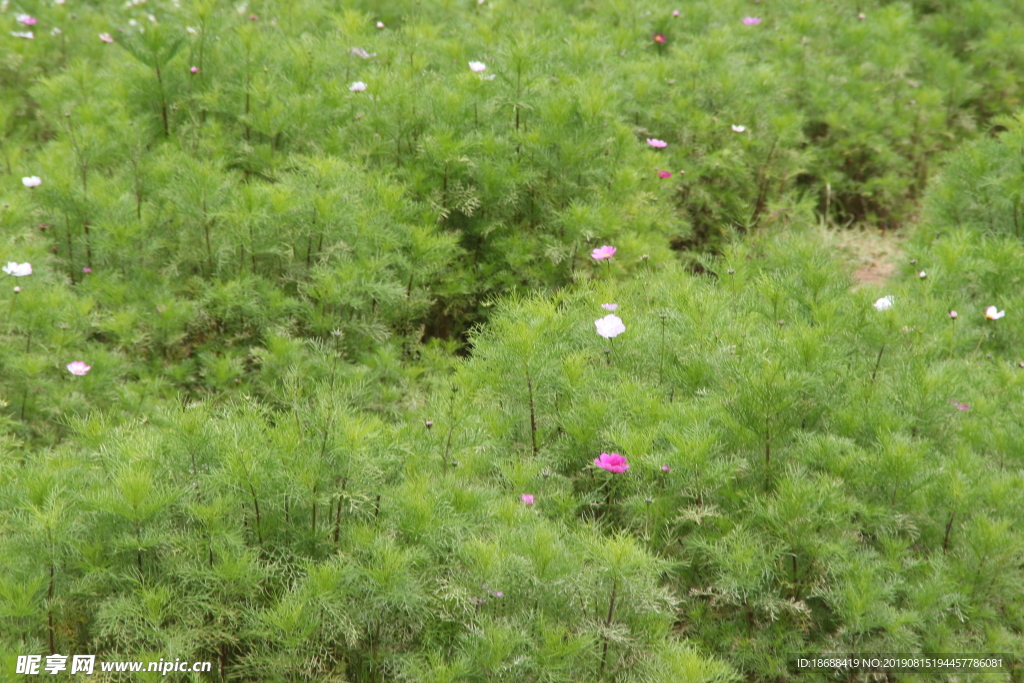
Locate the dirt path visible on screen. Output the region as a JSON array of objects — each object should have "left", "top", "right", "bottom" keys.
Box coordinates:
[{"left": 834, "top": 227, "right": 903, "bottom": 289}]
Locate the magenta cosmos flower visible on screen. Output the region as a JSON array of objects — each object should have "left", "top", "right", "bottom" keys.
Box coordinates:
[
  {"left": 657, "top": 170, "right": 672, "bottom": 178},
  {"left": 949, "top": 400, "right": 969, "bottom": 411},
  {"left": 591, "top": 245, "right": 617, "bottom": 260},
  {"left": 521, "top": 494, "right": 534, "bottom": 505},
  {"left": 742, "top": 17, "right": 762, "bottom": 25},
  {"left": 17, "top": 14, "right": 38, "bottom": 26},
  {"left": 594, "top": 453, "right": 629, "bottom": 473},
  {"left": 646, "top": 138, "right": 667, "bottom": 148},
  {"left": 66, "top": 361, "right": 91, "bottom": 376},
  {"left": 653, "top": 33, "right": 666, "bottom": 43}
]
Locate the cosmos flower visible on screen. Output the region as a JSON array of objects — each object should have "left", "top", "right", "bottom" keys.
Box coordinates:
[
  {"left": 742, "top": 17, "right": 762, "bottom": 25},
  {"left": 10, "top": 31, "right": 34, "bottom": 39},
  {"left": 591, "top": 245, "right": 617, "bottom": 260},
  {"left": 349, "top": 81, "right": 368, "bottom": 92},
  {"left": 949, "top": 400, "right": 969, "bottom": 411},
  {"left": 985, "top": 306, "right": 1005, "bottom": 320},
  {"left": 731, "top": 124, "right": 746, "bottom": 132},
  {"left": 595, "top": 314, "right": 626, "bottom": 338},
  {"left": 3, "top": 262, "right": 32, "bottom": 277},
  {"left": 521, "top": 494, "right": 534, "bottom": 505},
  {"left": 66, "top": 361, "right": 92, "bottom": 376},
  {"left": 653, "top": 33, "right": 666, "bottom": 43},
  {"left": 99, "top": 33, "right": 114, "bottom": 43},
  {"left": 190, "top": 66, "right": 199, "bottom": 74},
  {"left": 82, "top": 267, "right": 92, "bottom": 274},
  {"left": 661, "top": 464, "right": 671, "bottom": 473},
  {"left": 949, "top": 310, "right": 958, "bottom": 319},
  {"left": 918, "top": 271, "right": 927, "bottom": 279},
  {"left": 594, "top": 453, "right": 629, "bottom": 473},
  {"left": 873, "top": 295, "right": 894, "bottom": 311},
  {"left": 657, "top": 170, "right": 672, "bottom": 178},
  {"left": 376, "top": 21, "right": 385, "bottom": 28},
  {"left": 468, "top": 61, "right": 486, "bottom": 72},
  {"left": 646, "top": 138, "right": 667, "bottom": 148},
  {"left": 16, "top": 14, "right": 37, "bottom": 25},
  {"left": 601, "top": 303, "right": 618, "bottom": 311},
  {"left": 673, "top": 10, "right": 680, "bottom": 17},
  {"left": 350, "top": 47, "right": 376, "bottom": 59},
  {"left": 22, "top": 176, "right": 41, "bottom": 188}
]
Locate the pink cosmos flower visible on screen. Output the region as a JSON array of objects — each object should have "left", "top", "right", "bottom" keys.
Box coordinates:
[
  {"left": 66, "top": 361, "right": 91, "bottom": 376},
  {"left": 594, "top": 453, "right": 629, "bottom": 473},
  {"left": 646, "top": 138, "right": 667, "bottom": 148},
  {"left": 673, "top": 10, "right": 680, "bottom": 17},
  {"left": 17, "top": 14, "right": 38, "bottom": 25},
  {"left": 468, "top": 61, "right": 486, "bottom": 72},
  {"left": 595, "top": 314, "right": 626, "bottom": 338},
  {"left": 949, "top": 310, "right": 958, "bottom": 319},
  {"left": 349, "top": 81, "right": 368, "bottom": 92},
  {"left": 653, "top": 33, "right": 666, "bottom": 44},
  {"left": 661, "top": 464, "right": 671, "bottom": 472},
  {"left": 985, "top": 306, "right": 1005, "bottom": 320},
  {"left": 99, "top": 33, "right": 114, "bottom": 43},
  {"left": 742, "top": 17, "right": 762, "bottom": 25},
  {"left": 950, "top": 400, "right": 969, "bottom": 411},
  {"left": 376, "top": 21, "right": 385, "bottom": 29},
  {"left": 13, "top": 286, "right": 21, "bottom": 293},
  {"left": 657, "top": 170, "right": 672, "bottom": 178},
  {"left": 190, "top": 66, "right": 199, "bottom": 74},
  {"left": 82, "top": 267, "right": 92, "bottom": 274},
  {"left": 591, "top": 245, "right": 617, "bottom": 260},
  {"left": 857, "top": 13, "right": 866, "bottom": 19},
  {"left": 521, "top": 494, "right": 534, "bottom": 505},
  {"left": 601, "top": 303, "right": 618, "bottom": 311}
]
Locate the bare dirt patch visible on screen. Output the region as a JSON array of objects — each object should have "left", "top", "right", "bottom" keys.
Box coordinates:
[{"left": 834, "top": 227, "right": 904, "bottom": 289}]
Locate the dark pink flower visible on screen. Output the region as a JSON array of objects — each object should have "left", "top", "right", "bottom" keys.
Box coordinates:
[
  {"left": 646, "top": 138, "right": 667, "bottom": 148},
  {"left": 657, "top": 170, "right": 672, "bottom": 178},
  {"left": 950, "top": 400, "right": 969, "bottom": 411},
  {"left": 190, "top": 66, "right": 199, "bottom": 74},
  {"left": 82, "top": 267, "right": 92, "bottom": 274},
  {"left": 594, "top": 453, "right": 629, "bottom": 473},
  {"left": 661, "top": 464, "right": 671, "bottom": 473},
  {"left": 653, "top": 33, "right": 666, "bottom": 44},
  {"left": 591, "top": 245, "right": 617, "bottom": 260}
]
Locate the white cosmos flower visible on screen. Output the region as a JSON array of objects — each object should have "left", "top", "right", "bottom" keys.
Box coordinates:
[
  {"left": 349, "top": 81, "right": 367, "bottom": 92},
  {"left": 3, "top": 262, "right": 33, "bottom": 277},
  {"left": 469, "top": 61, "right": 486, "bottom": 72},
  {"left": 22, "top": 176, "right": 41, "bottom": 187},
  {"left": 731, "top": 124, "right": 746, "bottom": 132},
  {"left": 11, "top": 31, "right": 34, "bottom": 39},
  {"left": 985, "top": 306, "right": 1005, "bottom": 320},
  {"left": 595, "top": 314, "right": 626, "bottom": 339},
  {"left": 873, "top": 295, "right": 893, "bottom": 311}
]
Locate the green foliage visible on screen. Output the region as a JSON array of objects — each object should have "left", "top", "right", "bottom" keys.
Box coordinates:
[{"left": 4, "top": 1, "right": 1024, "bottom": 681}]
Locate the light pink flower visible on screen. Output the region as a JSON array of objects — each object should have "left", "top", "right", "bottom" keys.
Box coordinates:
[
  {"left": 731, "top": 124, "right": 746, "bottom": 133},
  {"left": 646, "top": 138, "right": 667, "bottom": 148},
  {"left": 468, "top": 61, "right": 486, "bottom": 72},
  {"left": 66, "top": 361, "right": 91, "bottom": 376},
  {"left": 595, "top": 314, "right": 625, "bottom": 338},
  {"left": 985, "top": 306, "right": 1005, "bottom": 320},
  {"left": 601, "top": 303, "right": 618, "bottom": 311},
  {"left": 99, "top": 33, "right": 114, "bottom": 43},
  {"left": 17, "top": 14, "right": 38, "bottom": 26},
  {"left": 82, "top": 267, "right": 92, "bottom": 274},
  {"left": 591, "top": 245, "right": 617, "bottom": 260},
  {"left": 594, "top": 453, "right": 629, "bottom": 473},
  {"left": 949, "top": 310, "right": 958, "bottom": 319},
  {"left": 661, "top": 464, "right": 671, "bottom": 472},
  {"left": 22, "top": 176, "right": 41, "bottom": 188},
  {"left": 351, "top": 47, "right": 376, "bottom": 59},
  {"left": 673, "top": 10, "right": 680, "bottom": 17},
  {"left": 521, "top": 494, "right": 534, "bottom": 505},
  {"left": 742, "top": 17, "right": 762, "bottom": 25},
  {"left": 949, "top": 400, "right": 969, "bottom": 411},
  {"left": 190, "top": 66, "right": 199, "bottom": 74},
  {"left": 657, "top": 170, "right": 672, "bottom": 178},
  {"left": 349, "top": 81, "right": 367, "bottom": 92},
  {"left": 376, "top": 21, "right": 385, "bottom": 29},
  {"left": 10, "top": 31, "right": 34, "bottom": 39},
  {"left": 857, "top": 13, "right": 866, "bottom": 20},
  {"left": 13, "top": 286, "right": 21, "bottom": 293}
]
